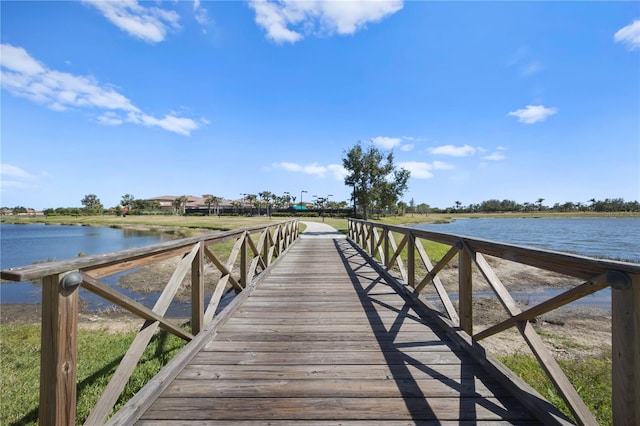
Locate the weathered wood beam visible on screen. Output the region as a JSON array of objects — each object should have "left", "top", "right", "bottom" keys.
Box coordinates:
[
  {"left": 81, "top": 273, "right": 193, "bottom": 341},
  {"left": 475, "top": 272, "right": 609, "bottom": 341},
  {"left": 469, "top": 245, "right": 598, "bottom": 425},
  {"left": 40, "top": 273, "right": 79, "bottom": 426}
]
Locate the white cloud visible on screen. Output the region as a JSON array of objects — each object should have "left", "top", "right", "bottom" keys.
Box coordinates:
[
  {"left": 398, "top": 161, "right": 454, "bottom": 179},
  {"left": 428, "top": 144, "right": 476, "bottom": 157},
  {"left": 273, "top": 162, "right": 347, "bottom": 180},
  {"left": 482, "top": 152, "right": 506, "bottom": 161},
  {"left": 1, "top": 163, "right": 36, "bottom": 179},
  {"left": 372, "top": 135, "right": 417, "bottom": 151},
  {"left": 432, "top": 161, "right": 454, "bottom": 170},
  {"left": 482, "top": 146, "right": 507, "bottom": 161},
  {"left": 508, "top": 105, "right": 557, "bottom": 124},
  {"left": 399, "top": 162, "right": 433, "bottom": 179},
  {"left": 1, "top": 43, "right": 204, "bottom": 135},
  {"left": 614, "top": 19, "right": 640, "bottom": 50},
  {"left": 193, "top": 0, "right": 210, "bottom": 29},
  {"left": 1, "top": 164, "right": 40, "bottom": 190},
  {"left": 83, "top": 0, "right": 180, "bottom": 43},
  {"left": 248, "top": 0, "right": 403, "bottom": 44},
  {"left": 327, "top": 164, "right": 349, "bottom": 180},
  {"left": 371, "top": 136, "right": 402, "bottom": 149},
  {"left": 97, "top": 112, "right": 124, "bottom": 126}
]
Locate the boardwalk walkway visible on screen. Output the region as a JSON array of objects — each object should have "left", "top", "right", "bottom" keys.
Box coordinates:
[{"left": 125, "top": 222, "right": 540, "bottom": 424}]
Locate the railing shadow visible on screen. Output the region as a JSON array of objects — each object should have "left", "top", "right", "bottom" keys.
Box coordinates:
[{"left": 333, "top": 238, "right": 528, "bottom": 422}]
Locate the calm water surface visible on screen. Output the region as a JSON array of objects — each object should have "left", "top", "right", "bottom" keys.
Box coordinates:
[
  {"left": 0, "top": 224, "right": 179, "bottom": 310},
  {"left": 411, "top": 217, "right": 640, "bottom": 263}
]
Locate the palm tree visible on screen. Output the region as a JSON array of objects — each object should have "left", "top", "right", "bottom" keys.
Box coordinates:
[
  {"left": 259, "top": 191, "right": 273, "bottom": 217},
  {"left": 172, "top": 198, "right": 182, "bottom": 215},
  {"left": 204, "top": 194, "right": 222, "bottom": 216},
  {"left": 120, "top": 194, "right": 135, "bottom": 214},
  {"left": 173, "top": 195, "right": 189, "bottom": 215},
  {"left": 245, "top": 194, "right": 257, "bottom": 216},
  {"left": 536, "top": 198, "right": 545, "bottom": 211}
]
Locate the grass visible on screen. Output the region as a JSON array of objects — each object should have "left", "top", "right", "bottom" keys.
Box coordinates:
[
  {"left": 499, "top": 352, "right": 612, "bottom": 425},
  {"left": 0, "top": 323, "right": 187, "bottom": 425}
]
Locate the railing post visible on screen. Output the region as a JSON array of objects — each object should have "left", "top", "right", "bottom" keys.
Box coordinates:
[
  {"left": 40, "top": 271, "right": 80, "bottom": 426},
  {"left": 240, "top": 232, "right": 248, "bottom": 288},
  {"left": 191, "top": 242, "right": 204, "bottom": 334},
  {"left": 458, "top": 241, "right": 473, "bottom": 335},
  {"left": 383, "top": 227, "right": 390, "bottom": 269},
  {"left": 369, "top": 223, "right": 375, "bottom": 256},
  {"left": 612, "top": 271, "right": 639, "bottom": 425},
  {"left": 263, "top": 227, "right": 271, "bottom": 268},
  {"left": 407, "top": 232, "right": 415, "bottom": 288}
]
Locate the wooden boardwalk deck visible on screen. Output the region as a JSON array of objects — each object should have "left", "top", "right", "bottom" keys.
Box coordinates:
[{"left": 124, "top": 224, "right": 542, "bottom": 424}]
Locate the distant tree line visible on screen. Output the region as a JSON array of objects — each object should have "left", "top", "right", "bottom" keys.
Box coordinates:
[{"left": 405, "top": 197, "right": 640, "bottom": 214}]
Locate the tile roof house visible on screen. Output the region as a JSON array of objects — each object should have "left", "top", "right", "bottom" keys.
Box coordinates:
[{"left": 146, "top": 195, "right": 234, "bottom": 213}]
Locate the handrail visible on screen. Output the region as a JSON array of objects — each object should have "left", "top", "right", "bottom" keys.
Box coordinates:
[
  {"left": 1, "top": 219, "right": 299, "bottom": 425},
  {"left": 348, "top": 218, "right": 639, "bottom": 426}
]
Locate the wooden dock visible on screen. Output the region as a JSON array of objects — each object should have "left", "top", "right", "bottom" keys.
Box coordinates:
[{"left": 114, "top": 224, "right": 542, "bottom": 424}]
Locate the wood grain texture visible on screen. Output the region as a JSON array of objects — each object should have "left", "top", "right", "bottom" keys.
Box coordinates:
[{"left": 136, "top": 236, "right": 538, "bottom": 424}]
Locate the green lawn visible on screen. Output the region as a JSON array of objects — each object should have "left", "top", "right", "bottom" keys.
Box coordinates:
[{"left": 0, "top": 323, "right": 187, "bottom": 425}]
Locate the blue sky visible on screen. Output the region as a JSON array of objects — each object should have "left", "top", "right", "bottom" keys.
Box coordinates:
[{"left": 1, "top": 1, "right": 639, "bottom": 210}]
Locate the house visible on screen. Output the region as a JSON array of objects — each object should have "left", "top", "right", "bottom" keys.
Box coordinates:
[{"left": 146, "top": 195, "right": 234, "bottom": 214}]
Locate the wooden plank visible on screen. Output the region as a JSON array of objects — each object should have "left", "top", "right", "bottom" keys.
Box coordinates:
[
  {"left": 176, "top": 363, "right": 493, "bottom": 381},
  {"left": 203, "top": 339, "right": 458, "bottom": 352},
  {"left": 141, "top": 397, "right": 532, "bottom": 421},
  {"left": 85, "top": 246, "right": 193, "bottom": 279},
  {"left": 217, "top": 322, "right": 432, "bottom": 334},
  {"left": 211, "top": 331, "right": 444, "bottom": 343},
  {"left": 162, "top": 377, "right": 512, "bottom": 398},
  {"left": 190, "top": 349, "right": 472, "bottom": 365},
  {"left": 137, "top": 421, "right": 541, "bottom": 426}
]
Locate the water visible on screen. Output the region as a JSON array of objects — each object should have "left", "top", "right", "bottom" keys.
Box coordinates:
[
  {"left": 410, "top": 217, "right": 640, "bottom": 310},
  {"left": 0, "top": 223, "right": 183, "bottom": 312},
  {"left": 1, "top": 223, "right": 171, "bottom": 269},
  {"left": 411, "top": 217, "right": 640, "bottom": 263}
]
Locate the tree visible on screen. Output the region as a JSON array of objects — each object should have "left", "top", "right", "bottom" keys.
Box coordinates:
[
  {"left": 342, "top": 142, "right": 410, "bottom": 220},
  {"left": 204, "top": 194, "right": 221, "bottom": 216},
  {"left": 245, "top": 194, "right": 257, "bottom": 216},
  {"left": 173, "top": 195, "right": 189, "bottom": 215},
  {"left": 120, "top": 194, "right": 134, "bottom": 215},
  {"left": 259, "top": 191, "right": 273, "bottom": 216},
  {"left": 81, "top": 194, "right": 103, "bottom": 214}
]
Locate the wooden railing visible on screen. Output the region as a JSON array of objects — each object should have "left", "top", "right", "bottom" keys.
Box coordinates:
[
  {"left": 348, "top": 218, "right": 639, "bottom": 426},
  {"left": 0, "top": 220, "right": 299, "bottom": 425}
]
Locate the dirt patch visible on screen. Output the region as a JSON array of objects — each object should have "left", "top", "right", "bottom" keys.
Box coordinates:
[
  {"left": 1, "top": 303, "right": 147, "bottom": 334},
  {"left": 465, "top": 297, "right": 611, "bottom": 359}
]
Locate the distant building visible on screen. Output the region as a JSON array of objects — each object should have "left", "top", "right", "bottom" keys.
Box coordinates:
[{"left": 146, "top": 195, "right": 234, "bottom": 214}]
